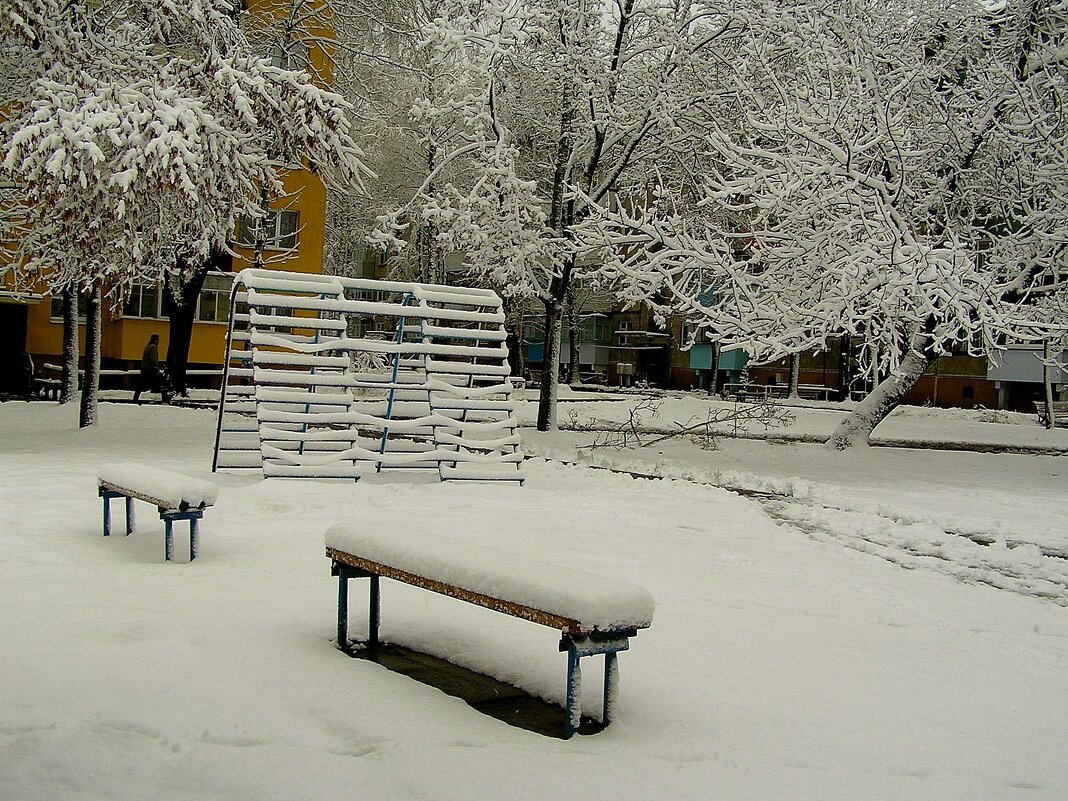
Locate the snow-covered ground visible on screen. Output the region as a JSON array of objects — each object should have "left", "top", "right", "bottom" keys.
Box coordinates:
[{"left": 2, "top": 397, "right": 1067, "bottom": 800}]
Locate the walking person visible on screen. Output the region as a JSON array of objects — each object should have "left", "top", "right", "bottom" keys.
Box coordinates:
[{"left": 133, "top": 333, "right": 164, "bottom": 404}]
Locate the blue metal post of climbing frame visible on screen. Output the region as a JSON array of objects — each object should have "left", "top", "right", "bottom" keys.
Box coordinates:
[{"left": 377, "top": 293, "right": 413, "bottom": 472}]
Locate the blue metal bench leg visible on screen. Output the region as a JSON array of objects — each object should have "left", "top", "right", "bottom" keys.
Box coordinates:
[
  {"left": 337, "top": 571, "right": 349, "bottom": 649},
  {"left": 561, "top": 632, "right": 632, "bottom": 738},
  {"left": 164, "top": 519, "right": 173, "bottom": 562},
  {"left": 101, "top": 490, "right": 133, "bottom": 537},
  {"left": 603, "top": 651, "right": 619, "bottom": 726},
  {"left": 369, "top": 575, "right": 380, "bottom": 647},
  {"left": 190, "top": 518, "right": 199, "bottom": 561},
  {"left": 334, "top": 565, "right": 380, "bottom": 651},
  {"left": 565, "top": 640, "right": 582, "bottom": 739}
]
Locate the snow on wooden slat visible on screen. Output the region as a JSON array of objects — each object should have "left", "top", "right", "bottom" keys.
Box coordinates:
[
  {"left": 255, "top": 388, "right": 353, "bottom": 405},
  {"left": 257, "top": 407, "right": 453, "bottom": 432},
  {"left": 260, "top": 426, "right": 359, "bottom": 443},
  {"left": 238, "top": 268, "right": 500, "bottom": 302},
  {"left": 424, "top": 359, "right": 511, "bottom": 376},
  {"left": 241, "top": 274, "right": 345, "bottom": 295},
  {"left": 409, "top": 286, "right": 503, "bottom": 308},
  {"left": 253, "top": 369, "right": 357, "bottom": 387},
  {"left": 262, "top": 463, "right": 364, "bottom": 479},
  {"left": 434, "top": 431, "right": 521, "bottom": 449},
  {"left": 438, "top": 465, "right": 526, "bottom": 482},
  {"left": 214, "top": 452, "right": 267, "bottom": 469},
  {"left": 436, "top": 417, "right": 519, "bottom": 434},
  {"left": 427, "top": 378, "right": 514, "bottom": 398},
  {"left": 248, "top": 312, "right": 347, "bottom": 331},
  {"left": 249, "top": 332, "right": 507, "bottom": 361},
  {"left": 262, "top": 441, "right": 519, "bottom": 468},
  {"left": 252, "top": 352, "right": 351, "bottom": 368},
  {"left": 245, "top": 292, "right": 504, "bottom": 325},
  {"left": 429, "top": 398, "right": 516, "bottom": 412},
  {"left": 222, "top": 386, "right": 257, "bottom": 396},
  {"left": 420, "top": 323, "right": 507, "bottom": 341}
]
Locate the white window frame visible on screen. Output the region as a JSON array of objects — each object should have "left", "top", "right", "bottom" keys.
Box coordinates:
[
  {"left": 237, "top": 210, "right": 299, "bottom": 251},
  {"left": 195, "top": 272, "right": 234, "bottom": 324}
]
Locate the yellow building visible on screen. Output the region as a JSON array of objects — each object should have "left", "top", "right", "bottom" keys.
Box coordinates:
[{"left": 0, "top": 169, "right": 328, "bottom": 395}]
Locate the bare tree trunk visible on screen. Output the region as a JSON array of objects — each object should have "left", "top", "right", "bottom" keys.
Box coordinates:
[
  {"left": 79, "top": 285, "right": 101, "bottom": 428},
  {"left": 1043, "top": 339, "right": 1056, "bottom": 429},
  {"left": 826, "top": 330, "right": 932, "bottom": 449},
  {"left": 836, "top": 334, "right": 852, "bottom": 402},
  {"left": 788, "top": 352, "right": 801, "bottom": 398},
  {"left": 165, "top": 263, "right": 210, "bottom": 398},
  {"left": 565, "top": 287, "right": 580, "bottom": 384},
  {"left": 515, "top": 306, "right": 527, "bottom": 378},
  {"left": 60, "top": 284, "right": 79, "bottom": 404},
  {"left": 711, "top": 342, "right": 724, "bottom": 394},
  {"left": 536, "top": 299, "right": 563, "bottom": 430}
]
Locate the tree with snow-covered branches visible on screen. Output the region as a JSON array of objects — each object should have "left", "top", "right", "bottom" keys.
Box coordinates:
[
  {"left": 1, "top": 0, "right": 371, "bottom": 424},
  {"left": 373, "top": 0, "right": 737, "bottom": 429},
  {"left": 586, "top": 0, "right": 1068, "bottom": 447}
]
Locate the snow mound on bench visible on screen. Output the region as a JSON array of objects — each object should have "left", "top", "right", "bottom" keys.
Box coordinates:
[
  {"left": 98, "top": 463, "right": 218, "bottom": 510},
  {"left": 326, "top": 525, "right": 654, "bottom": 633}
]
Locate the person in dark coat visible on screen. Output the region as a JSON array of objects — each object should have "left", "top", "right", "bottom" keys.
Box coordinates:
[{"left": 133, "top": 334, "right": 163, "bottom": 404}]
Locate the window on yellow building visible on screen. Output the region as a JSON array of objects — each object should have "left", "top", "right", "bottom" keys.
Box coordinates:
[
  {"left": 237, "top": 210, "right": 298, "bottom": 250},
  {"left": 123, "top": 283, "right": 162, "bottom": 319},
  {"left": 196, "top": 273, "right": 233, "bottom": 323},
  {"left": 49, "top": 293, "right": 88, "bottom": 320}
]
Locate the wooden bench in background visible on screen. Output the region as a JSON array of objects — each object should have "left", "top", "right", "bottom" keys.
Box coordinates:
[
  {"left": 326, "top": 526, "right": 654, "bottom": 739},
  {"left": 1035, "top": 400, "right": 1068, "bottom": 428},
  {"left": 98, "top": 464, "right": 217, "bottom": 561}
]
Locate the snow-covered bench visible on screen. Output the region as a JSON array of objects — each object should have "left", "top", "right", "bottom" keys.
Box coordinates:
[
  {"left": 1035, "top": 400, "right": 1068, "bottom": 427},
  {"left": 326, "top": 526, "right": 654, "bottom": 739},
  {"left": 97, "top": 464, "right": 218, "bottom": 562}
]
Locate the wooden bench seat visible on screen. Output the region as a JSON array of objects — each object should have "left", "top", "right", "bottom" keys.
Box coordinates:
[
  {"left": 97, "top": 464, "right": 217, "bottom": 561},
  {"left": 325, "top": 526, "right": 653, "bottom": 739}
]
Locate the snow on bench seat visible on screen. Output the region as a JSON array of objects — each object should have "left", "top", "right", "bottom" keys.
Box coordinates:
[
  {"left": 325, "top": 526, "right": 653, "bottom": 635},
  {"left": 98, "top": 463, "right": 217, "bottom": 511}
]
